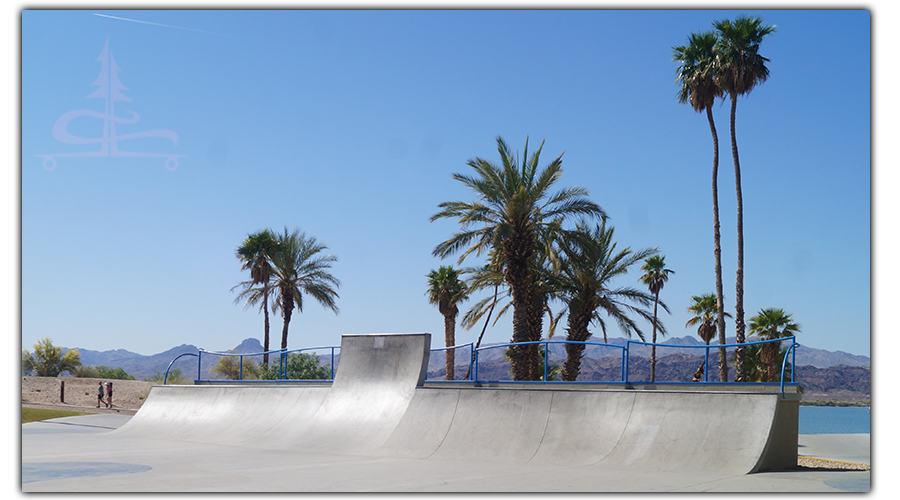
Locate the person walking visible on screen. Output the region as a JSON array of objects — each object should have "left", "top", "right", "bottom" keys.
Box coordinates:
[
  {"left": 105, "top": 382, "right": 113, "bottom": 408},
  {"left": 96, "top": 381, "right": 105, "bottom": 408}
]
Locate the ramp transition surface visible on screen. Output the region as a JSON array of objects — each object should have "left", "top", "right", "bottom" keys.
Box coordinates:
[{"left": 24, "top": 333, "right": 803, "bottom": 491}]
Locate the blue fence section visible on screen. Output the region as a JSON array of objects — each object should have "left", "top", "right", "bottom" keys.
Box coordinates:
[{"left": 168, "top": 337, "right": 798, "bottom": 394}]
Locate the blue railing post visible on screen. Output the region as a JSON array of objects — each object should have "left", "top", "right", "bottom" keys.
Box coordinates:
[
  {"left": 704, "top": 345, "right": 710, "bottom": 383},
  {"left": 543, "top": 341, "right": 549, "bottom": 381},
  {"left": 624, "top": 341, "right": 631, "bottom": 384},
  {"left": 780, "top": 340, "right": 799, "bottom": 396},
  {"left": 197, "top": 351, "right": 202, "bottom": 381},
  {"left": 331, "top": 347, "right": 334, "bottom": 380}
]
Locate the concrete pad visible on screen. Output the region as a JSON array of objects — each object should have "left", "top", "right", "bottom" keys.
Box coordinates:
[{"left": 798, "top": 433, "right": 870, "bottom": 465}]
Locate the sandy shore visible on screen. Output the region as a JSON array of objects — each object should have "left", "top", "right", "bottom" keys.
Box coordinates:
[{"left": 21, "top": 376, "right": 155, "bottom": 415}]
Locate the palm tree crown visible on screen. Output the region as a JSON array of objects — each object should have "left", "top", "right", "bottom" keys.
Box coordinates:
[
  {"left": 432, "top": 136, "right": 606, "bottom": 380},
  {"left": 270, "top": 228, "right": 340, "bottom": 351},
  {"left": 686, "top": 293, "right": 731, "bottom": 345},
  {"left": 748, "top": 307, "right": 799, "bottom": 382},
  {"left": 233, "top": 229, "right": 278, "bottom": 364},
  {"left": 673, "top": 30, "right": 723, "bottom": 113},
  {"left": 558, "top": 222, "right": 660, "bottom": 381},
  {"left": 713, "top": 15, "right": 777, "bottom": 98}
]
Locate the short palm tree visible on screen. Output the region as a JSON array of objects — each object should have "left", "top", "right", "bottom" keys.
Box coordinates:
[
  {"left": 233, "top": 229, "right": 278, "bottom": 364},
  {"left": 431, "top": 136, "right": 606, "bottom": 380},
  {"left": 639, "top": 255, "right": 674, "bottom": 382},
  {"left": 426, "top": 266, "right": 469, "bottom": 380},
  {"left": 748, "top": 308, "right": 800, "bottom": 383},
  {"left": 270, "top": 228, "right": 340, "bottom": 351},
  {"left": 558, "top": 222, "right": 660, "bottom": 381},
  {"left": 685, "top": 293, "right": 732, "bottom": 381},
  {"left": 685, "top": 293, "right": 732, "bottom": 345},
  {"left": 713, "top": 15, "right": 776, "bottom": 381},
  {"left": 673, "top": 30, "right": 730, "bottom": 382}
]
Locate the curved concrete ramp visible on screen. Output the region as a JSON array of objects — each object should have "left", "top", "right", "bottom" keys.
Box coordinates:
[{"left": 114, "top": 332, "right": 798, "bottom": 487}]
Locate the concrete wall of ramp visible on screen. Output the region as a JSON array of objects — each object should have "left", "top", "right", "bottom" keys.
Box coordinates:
[{"left": 115, "top": 333, "right": 797, "bottom": 473}]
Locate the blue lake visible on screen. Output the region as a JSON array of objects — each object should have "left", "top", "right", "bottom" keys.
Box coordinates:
[{"left": 799, "top": 406, "right": 870, "bottom": 434}]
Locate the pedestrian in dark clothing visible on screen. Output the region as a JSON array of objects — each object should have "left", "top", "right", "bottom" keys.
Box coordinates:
[
  {"left": 97, "top": 381, "right": 105, "bottom": 408},
  {"left": 105, "top": 382, "right": 113, "bottom": 408}
]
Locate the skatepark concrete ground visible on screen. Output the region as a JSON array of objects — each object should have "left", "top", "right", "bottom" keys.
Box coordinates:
[
  {"left": 22, "top": 413, "right": 870, "bottom": 492},
  {"left": 20, "top": 333, "right": 873, "bottom": 492}
]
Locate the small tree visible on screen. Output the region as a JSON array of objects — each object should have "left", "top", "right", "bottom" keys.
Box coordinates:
[
  {"left": 146, "top": 369, "right": 188, "bottom": 385},
  {"left": 22, "top": 338, "right": 82, "bottom": 377},
  {"left": 210, "top": 351, "right": 261, "bottom": 380},
  {"left": 73, "top": 365, "right": 136, "bottom": 380}
]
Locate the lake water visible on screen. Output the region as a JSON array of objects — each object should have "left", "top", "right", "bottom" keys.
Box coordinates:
[{"left": 799, "top": 406, "right": 870, "bottom": 434}]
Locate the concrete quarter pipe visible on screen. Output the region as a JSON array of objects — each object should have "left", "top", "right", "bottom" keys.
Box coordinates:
[{"left": 23, "top": 333, "right": 801, "bottom": 492}]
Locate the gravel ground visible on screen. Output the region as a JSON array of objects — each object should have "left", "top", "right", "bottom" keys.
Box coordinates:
[
  {"left": 796, "top": 457, "right": 870, "bottom": 471},
  {"left": 21, "top": 376, "right": 155, "bottom": 415}
]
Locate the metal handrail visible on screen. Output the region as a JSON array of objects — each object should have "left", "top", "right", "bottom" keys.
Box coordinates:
[
  {"left": 198, "top": 348, "right": 288, "bottom": 381},
  {"left": 427, "top": 337, "right": 797, "bottom": 385},
  {"left": 780, "top": 342, "right": 800, "bottom": 396},
  {"left": 163, "top": 352, "right": 198, "bottom": 384},
  {"left": 457, "top": 340, "right": 626, "bottom": 383},
  {"left": 624, "top": 336, "right": 798, "bottom": 384},
  {"left": 168, "top": 337, "right": 799, "bottom": 387},
  {"left": 428, "top": 343, "right": 474, "bottom": 380}
]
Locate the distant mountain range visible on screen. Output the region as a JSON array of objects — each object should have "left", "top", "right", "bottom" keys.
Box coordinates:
[{"left": 64, "top": 335, "right": 869, "bottom": 400}]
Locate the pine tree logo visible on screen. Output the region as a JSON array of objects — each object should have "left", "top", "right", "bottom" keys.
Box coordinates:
[{"left": 37, "top": 38, "right": 183, "bottom": 171}]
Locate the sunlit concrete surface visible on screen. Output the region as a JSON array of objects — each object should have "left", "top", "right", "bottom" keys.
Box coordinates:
[{"left": 21, "top": 333, "right": 869, "bottom": 492}]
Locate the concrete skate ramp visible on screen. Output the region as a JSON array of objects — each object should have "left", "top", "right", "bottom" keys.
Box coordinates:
[{"left": 116, "top": 333, "right": 797, "bottom": 475}]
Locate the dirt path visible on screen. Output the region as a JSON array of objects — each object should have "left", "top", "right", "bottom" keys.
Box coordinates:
[{"left": 21, "top": 376, "right": 154, "bottom": 416}]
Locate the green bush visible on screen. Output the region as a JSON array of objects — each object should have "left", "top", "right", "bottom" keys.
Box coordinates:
[{"left": 260, "top": 353, "right": 331, "bottom": 380}]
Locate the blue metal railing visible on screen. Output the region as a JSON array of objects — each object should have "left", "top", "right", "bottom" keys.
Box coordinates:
[
  {"left": 427, "top": 336, "right": 798, "bottom": 394},
  {"left": 465, "top": 340, "right": 627, "bottom": 382},
  {"left": 622, "top": 336, "right": 798, "bottom": 385},
  {"left": 165, "top": 337, "right": 798, "bottom": 394}
]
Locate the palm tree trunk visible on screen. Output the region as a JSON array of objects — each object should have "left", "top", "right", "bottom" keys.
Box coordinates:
[
  {"left": 280, "top": 289, "right": 293, "bottom": 350},
  {"left": 729, "top": 94, "right": 747, "bottom": 382},
  {"left": 562, "top": 304, "right": 592, "bottom": 382},
  {"left": 465, "top": 284, "right": 498, "bottom": 380},
  {"left": 444, "top": 314, "right": 455, "bottom": 381},
  {"left": 505, "top": 239, "right": 537, "bottom": 381},
  {"left": 650, "top": 291, "right": 659, "bottom": 383},
  {"left": 263, "top": 288, "right": 270, "bottom": 365},
  {"left": 707, "top": 106, "right": 728, "bottom": 383}
]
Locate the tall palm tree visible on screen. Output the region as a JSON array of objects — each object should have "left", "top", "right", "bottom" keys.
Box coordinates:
[
  {"left": 432, "top": 136, "right": 606, "bottom": 380},
  {"left": 639, "top": 255, "right": 674, "bottom": 382},
  {"left": 426, "top": 266, "right": 469, "bottom": 380},
  {"left": 233, "top": 229, "right": 278, "bottom": 364},
  {"left": 270, "top": 228, "right": 340, "bottom": 351},
  {"left": 748, "top": 308, "right": 800, "bottom": 383},
  {"left": 713, "top": 15, "right": 777, "bottom": 381},
  {"left": 558, "top": 222, "right": 660, "bottom": 381},
  {"left": 673, "top": 31, "right": 730, "bottom": 382}
]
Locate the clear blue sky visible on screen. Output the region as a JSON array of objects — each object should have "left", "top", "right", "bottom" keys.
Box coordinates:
[{"left": 19, "top": 7, "right": 874, "bottom": 358}]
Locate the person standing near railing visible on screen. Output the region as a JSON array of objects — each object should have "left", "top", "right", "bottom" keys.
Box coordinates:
[{"left": 96, "top": 381, "right": 105, "bottom": 408}]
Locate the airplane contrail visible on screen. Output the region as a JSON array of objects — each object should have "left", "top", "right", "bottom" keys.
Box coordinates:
[{"left": 93, "top": 13, "right": 218, "bottom": 35}]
